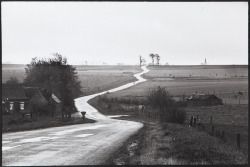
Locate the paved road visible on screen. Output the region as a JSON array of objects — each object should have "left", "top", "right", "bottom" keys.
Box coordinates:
[{"left": 2, "top": 66, "right": 149, "bottom": 166}]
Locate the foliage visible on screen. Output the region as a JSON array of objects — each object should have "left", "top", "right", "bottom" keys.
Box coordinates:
[
  {"left": 24, "top": 53, "right": 82, "bottom": 112},
  {"left": 147, "top": 86, "right": 174, "bottom": 109},
  {"left": 6, "top": 76, "right": 19, "bottom": 85},
  {"left": 146, "top": 86, "right": 186, "bottom": 124}
]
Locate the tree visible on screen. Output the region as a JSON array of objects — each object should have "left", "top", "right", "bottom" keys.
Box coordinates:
[
  {"left": 6, "top": 76, "right": 19, "bottom": 85},
  {"left": 24, "top": 53, "right": 82, "bottom": 116},
  {"left": 149, "top": 53, "right": 155, "bottom": 65}
]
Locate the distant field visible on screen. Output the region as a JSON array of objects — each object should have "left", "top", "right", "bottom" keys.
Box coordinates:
[
  {"left": 107, "top": 65, "right": 248, "bottom": 104},
  {"left": 2, "top": 64, "right": 142, "bottom": 96},
  {"left": 144, "top": 65, "right": 248, "bottom": 79},
  {"left": 76, "top": 65, "right": 142, "bottom": 95}
]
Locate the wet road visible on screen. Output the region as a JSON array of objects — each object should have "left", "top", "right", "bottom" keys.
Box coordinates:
[{"left": 2, "top": 66, "right": 149, "bottom": 166}]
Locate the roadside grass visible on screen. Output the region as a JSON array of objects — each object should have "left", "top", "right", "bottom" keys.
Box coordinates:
[
  {"left": 2, "top": 114, "right": 95, "bottom": 133},
  {"left": 108, "top": 118, "right": 248, "bottom": 165},
  {"left": 89, "top": 97, "right": 248, "bottom": 165}
]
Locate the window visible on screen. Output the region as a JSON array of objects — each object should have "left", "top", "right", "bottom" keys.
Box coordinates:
[
  {"left": 10, "top": 102, "right": 14, "bottom": 110},
  {"left": 20, "top": 102, "right": 24, "bottom": 110}
]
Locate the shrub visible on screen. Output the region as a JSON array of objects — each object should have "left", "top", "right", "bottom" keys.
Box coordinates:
[
  {"left": 147, "top": 86, "right": 174, "bottom": 109},
  {"left": 170, "top": 108, "right": 186, "bottom": 124},
  {"left": 6, "top": 76, "right": 19, "bottom": 85}
]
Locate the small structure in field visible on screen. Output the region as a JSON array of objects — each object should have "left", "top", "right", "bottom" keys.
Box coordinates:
[
  {"left": 2, "top": 84, "right": 30, "bottom": 114},
  {"left": 187, "top": 94, "right": 223, "bottom": 107}
]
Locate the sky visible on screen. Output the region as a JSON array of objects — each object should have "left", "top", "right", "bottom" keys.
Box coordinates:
[{"left": 2, "top": 2, "right": 248, "bottom": 65}]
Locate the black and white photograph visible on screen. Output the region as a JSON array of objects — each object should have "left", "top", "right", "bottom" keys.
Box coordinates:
[{"left": 2, "top": 1, "right": 248, "bottom": 165}]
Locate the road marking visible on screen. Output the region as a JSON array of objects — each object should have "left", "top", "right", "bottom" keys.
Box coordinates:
[
  {"left": 75, "top": 134, "right": 93, "bottom": 138},
  {"left": 2, "top": 145, "right": 21, "bottom": 151}
]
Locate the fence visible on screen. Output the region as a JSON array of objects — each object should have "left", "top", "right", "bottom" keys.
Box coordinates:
[{"left": 192, "top": 123, "right": 248, "bottom": 153}]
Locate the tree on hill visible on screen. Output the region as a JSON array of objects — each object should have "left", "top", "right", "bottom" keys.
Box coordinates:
[
  {"left": 149, "top": 53, "right": 155, "bottom": 65},
  {"left": 6, "top": 76, "right": 19, "bottom": 85},
  {"left": 24, "top": 53, "right": 82, "bottom": 117}
]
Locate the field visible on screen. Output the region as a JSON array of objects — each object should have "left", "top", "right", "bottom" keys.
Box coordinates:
[
  {"left": 106, "top": 65, "right": 248, "bottom": 104},
  {"left": 185, "top": 104, "right": 248, "bottom": 152},
  {"left": 99, "top": 65, "right": 248, "bottom": 155},
  {"left": 2, "top": 64, "right": 142, "bottom": 96}
]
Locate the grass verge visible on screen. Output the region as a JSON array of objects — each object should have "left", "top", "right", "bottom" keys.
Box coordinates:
[
  {"left": 2, "top": 114, "right": 95, "bottom": 133},
  {"left": 89, "top": 97, "right": 248, "bottom": 165}
]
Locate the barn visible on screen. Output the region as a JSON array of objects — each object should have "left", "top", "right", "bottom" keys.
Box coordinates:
[
  {"left": 187, "top": 94, "right": 223, "bottom": 107},
  {"left": 2, "top": 84, "right": 30, "bottom": 114}
]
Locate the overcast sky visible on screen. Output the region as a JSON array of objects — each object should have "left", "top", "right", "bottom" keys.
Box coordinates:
[{"left": 2, "top": 2, "right": 248, "bottom": 65}]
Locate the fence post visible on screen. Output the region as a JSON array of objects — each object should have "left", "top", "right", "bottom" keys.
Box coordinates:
[
  {"left": 237, "top": 133, "right": 240, "bottom": 148},
  {"left": 221, "top": 131, "right": 225, "bottom": 138},
  {"left": 212, "top": 126, "right": 214, "bottom": 135}
]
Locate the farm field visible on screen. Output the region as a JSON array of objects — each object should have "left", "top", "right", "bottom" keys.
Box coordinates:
[
  {"left": 185, "top": 104, "right": 248, "bottom": 152},
  {"left": 106, "top": 65, "right": 248, "bottom": 104},
  {"left": 2, "top": 64, "right": 142, "bottom": 96},
  {"left": 144, "top": 65, "right": 248, "bottom": 79}
]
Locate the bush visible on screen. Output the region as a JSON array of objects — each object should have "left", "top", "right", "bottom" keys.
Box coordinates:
[
  {"left": 6, "top": 76, "right": 19, "bottom": 85},
  {"left": 170, "top": 108, "right": 186, "bottom": 124},
  {"left": 146, "top": 86, "right": 186, "bottom": 124},
  {"left": 147, "top": 86, "right": 174, "bottom": 109}
]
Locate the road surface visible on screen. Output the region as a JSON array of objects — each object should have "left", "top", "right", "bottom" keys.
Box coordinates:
[{"left": 2, "top": 66, "right": 149, "bottom": 166}]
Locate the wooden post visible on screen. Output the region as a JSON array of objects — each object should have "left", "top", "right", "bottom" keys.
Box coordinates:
[
  {"left": 35, "top": 105, "right": 37, "bottom": 120},
  {"left": 221, "top": 131, "right": 225, "bottom": 138},
  {"left": 237, "top": 134, "right": 240, "bottom": 148},
  {"left": 51, "top": 101, "right": 54, "bottom": 117}
]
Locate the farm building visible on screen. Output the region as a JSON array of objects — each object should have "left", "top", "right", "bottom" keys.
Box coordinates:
[
  {"left": 51, "top": 93, "right": 62, "bottom": 116},
  {"left": 187, "top": 94, "right": 223, "bottom": 107},
  {"left": 23, "top": 87, "right": 49, "bottom": 114},
  {"left": 2, "top": 84, "right": 30, "bottom": 114}
]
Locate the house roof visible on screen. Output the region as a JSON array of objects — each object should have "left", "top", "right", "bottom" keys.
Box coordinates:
[
  {"left": 52, "top": 93, "right": 61, "bottom": 103},
  {"left": 23, "top": 87, "right": 48, "bottom": 105},
  {"left": 2, "top": 84, "right": 29, "bottom": 100},
  {"left": 187, "top": 94, "right": 219, "bottom": 100}
]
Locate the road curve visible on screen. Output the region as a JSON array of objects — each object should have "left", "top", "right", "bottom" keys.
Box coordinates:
[{"left": 2, "top": 66, "right": 149, "bottom": 166}]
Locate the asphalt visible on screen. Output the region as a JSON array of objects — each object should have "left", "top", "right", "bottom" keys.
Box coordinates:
[{"left": 2, "top": 66, "right": 149, "bottom": 166}]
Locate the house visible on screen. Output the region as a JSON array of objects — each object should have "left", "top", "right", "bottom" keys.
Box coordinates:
[
  {"left": 23, "top": 86, "right": 49, "bottom": 114},
  {"left": 2, "top": 84, "right": 30, "bottom": 114},
  {"left": 187, "top": 94, "right": 223, "bottom": 107}
]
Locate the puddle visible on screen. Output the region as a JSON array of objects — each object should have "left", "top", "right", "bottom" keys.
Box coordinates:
[
  {"left": 51, "top": 124, "right": 107, "bottom": 136},
  {"left": 2, "top": 141, "right": 12, "bottom": 144},
  {"left": 107, "top": 115, "right": 129, "bottom": 118},
  {"left": 18, "top": 137, "right": 59, "bottom": 143},
  {"left": 75, "top": 134, "right": 93, "bottom": 138},
  {"left": 2, "top": 145, "right": 21, "bottom": 151},
  {"left": 127, "top": 140, "right": 139, "bottom": 156}
]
